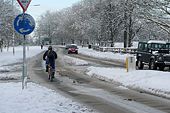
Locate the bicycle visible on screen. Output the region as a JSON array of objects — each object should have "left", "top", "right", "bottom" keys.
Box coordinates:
[{"left": 48, "top": 64, "right": 55, "bottom": 82}]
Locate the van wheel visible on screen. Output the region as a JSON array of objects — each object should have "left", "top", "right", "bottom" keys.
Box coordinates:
[{"left": 149, "top": 59, "right": 157, "bottom": 70}]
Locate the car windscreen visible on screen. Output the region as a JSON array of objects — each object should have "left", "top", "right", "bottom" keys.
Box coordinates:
[
  {"left": 69, "top": 45, "right": 78, "bottom": 49},
  {"left": 151, "top": 43, "right": 166, "bottom": 49},
  {"left": 138, "top": 42, "right": 147, "bottom": 51}
]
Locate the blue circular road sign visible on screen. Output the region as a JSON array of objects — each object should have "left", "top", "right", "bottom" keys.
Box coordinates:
[{"left": 14, "top": 13, "right": 35, "bottom": 35}]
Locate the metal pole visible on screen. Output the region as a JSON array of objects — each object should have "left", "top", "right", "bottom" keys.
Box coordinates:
[
  {"left": 12, "top": 0, "right": 15, "bottom": 55},
  {"left": 22, "top": 13, "right": 27, "bottom": 89},
  {"left": 22, "top": 35, "right": 27, "bottom": 89}
]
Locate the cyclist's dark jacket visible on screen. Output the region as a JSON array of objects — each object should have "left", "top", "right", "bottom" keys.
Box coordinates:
[{"left": 43, "top": 50, "right": 57, "bottom": 69}]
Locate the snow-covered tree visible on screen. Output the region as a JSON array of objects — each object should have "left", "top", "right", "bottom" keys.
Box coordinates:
[{"left": 36, "top": 0, "right": 170, "bottom": 47}]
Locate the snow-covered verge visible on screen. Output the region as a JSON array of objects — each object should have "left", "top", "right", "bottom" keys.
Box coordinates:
[
  {"left": 78, "top": 47, "right": 133, "bottom": 63},
  {"left": 0, "top": 46, "right": 47, "bottom": 66},
  {"left": 0, "top": 82, "right": 97, "bottom": 113},
  {"left": 86, "top": 67, "right": 170, "bottom": 98}
]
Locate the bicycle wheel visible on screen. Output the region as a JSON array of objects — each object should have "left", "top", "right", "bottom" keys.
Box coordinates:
[
  {"left": 49, "top": 68, "right": 54, "bottom": 82},
  {"left": 50, "top": 73, "right": 54, "bottom": 82}
]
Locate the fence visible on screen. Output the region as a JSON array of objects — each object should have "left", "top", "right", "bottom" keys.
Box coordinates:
[{"left": 92, "top": 45, "right": 137, "bottom": 54}]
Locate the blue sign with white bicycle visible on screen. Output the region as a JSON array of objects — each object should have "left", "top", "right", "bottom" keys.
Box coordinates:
[{"left": 14, "top": 13, "right": 35, "bottom": 35}]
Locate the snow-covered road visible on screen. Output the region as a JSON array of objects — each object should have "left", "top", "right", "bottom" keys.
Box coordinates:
[{"left": 0, "top": 45, "right": 170, "bottom": 113}]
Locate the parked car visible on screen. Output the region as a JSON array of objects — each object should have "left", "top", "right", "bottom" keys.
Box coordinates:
[
  {"left": 136, "top": 40, "right": 170, "bottom": 71},
  {"left": 66, "top": 44, "right": 78, "bottom": 54}
]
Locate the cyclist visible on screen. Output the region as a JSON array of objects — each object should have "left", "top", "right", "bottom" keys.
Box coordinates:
[
  {"left": 41, "top": 44, "right": 43, "bottom": 49},
  {"left": 43, "top": 46, "right": 57, "bottom": 78}
]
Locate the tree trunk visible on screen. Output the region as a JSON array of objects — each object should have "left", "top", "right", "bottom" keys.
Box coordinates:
[
  {"left": 124, "top": 1, "right": 128, "bottom": 48},
  {"left": 128, "top": 14, "right": 133, "bottom": 47},
  {"left": 124, "top": 30, "right": 127, "bottom": 48}
]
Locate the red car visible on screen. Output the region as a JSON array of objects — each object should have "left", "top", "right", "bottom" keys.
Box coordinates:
[{"left": 67, "top": 44, "right": 78, "bottom": 54}]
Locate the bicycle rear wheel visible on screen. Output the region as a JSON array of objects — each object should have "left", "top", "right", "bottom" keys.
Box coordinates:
[
  {"left": 48, "top": 66, "right": 52, "bottom": 81},
  {"left": 47, "top": 64, "right": 55, "bottom": 82}
]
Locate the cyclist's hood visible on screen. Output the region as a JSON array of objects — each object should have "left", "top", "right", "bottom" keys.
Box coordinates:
[{"left": 48, "top": 46, "right": 52, "bottom": 50}]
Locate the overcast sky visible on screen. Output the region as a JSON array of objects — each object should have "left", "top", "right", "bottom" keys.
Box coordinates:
[{"left": 22, "top": 0, "right": 81, "bottom": 20}]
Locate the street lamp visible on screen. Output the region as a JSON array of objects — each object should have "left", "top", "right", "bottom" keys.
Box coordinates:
[{"left": 32, "top": 4, "right": 40, "bottom": 6}]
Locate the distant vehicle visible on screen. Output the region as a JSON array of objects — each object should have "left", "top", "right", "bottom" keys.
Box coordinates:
[
  {"left": 65, "top": 44, "right": 78, "bottom": 54},
  {"left": 65, "top": 44, "right": 76, "bottom": 49},
  {"left": 136, "top": 40, "right": 170, "bottom": 71}
]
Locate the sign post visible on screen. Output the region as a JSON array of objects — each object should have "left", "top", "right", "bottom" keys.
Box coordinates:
[
  {"left": 14, "top": 13, "right": 35, "bottom": 89},
  {"left": 16, "top": 0, "right": 34, "bottom": 89},
  {"left": 15, "top": 0, "right": 34, "bottom": 90},
  {"left": 23, "top": 35, "right": 27, "bottom": 89}
]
